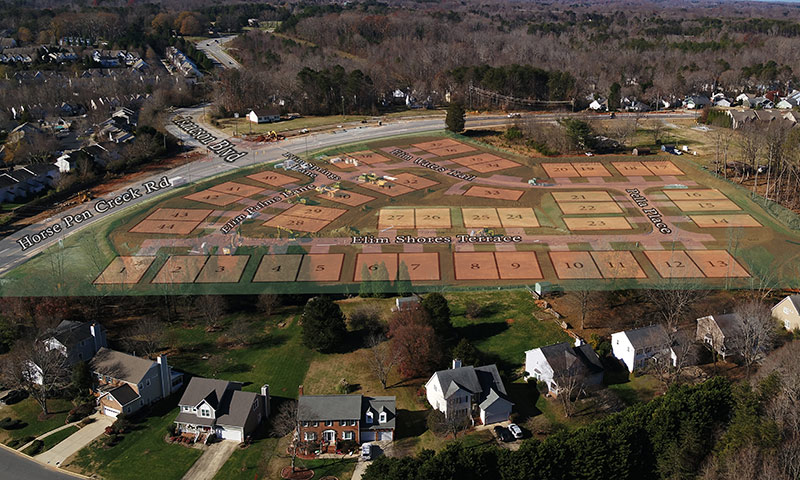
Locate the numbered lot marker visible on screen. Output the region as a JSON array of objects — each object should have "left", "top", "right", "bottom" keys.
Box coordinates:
[
  {"left": 208, "top": 181, "right": 264, "bottom": 197},
  {"left": 557, "top": 202, "right": 623, "bottom": 215},
  {"left": 319, "top": 190, "right": 374, "bottom": 207},
  {"left": 412, "top": 139, "right": 464, "bottom": 151},
  {"left": 461, "top": 208, "right": 502, "bottom": 229},
  {"left": 129, "top": 219, "right": 202, "bottom": 235},
  {"left": 415, "top": 208, "right": 451, "bottom": 229},
  {"left": 94, "top": 256, "right": 155, "bottom": 285},
  {"left": 611, "top": 162, "right": 653, "bottom": 177},
  {"left": 497, "top": 208, "right": 539, "bottom": 228},
  {"left": 426, "top": 143, "right": 478, "bottom": 157},
  {"left": 689, "top": 214, "right": 761, "bottom": 228},
  {"left": 398, "top": 253, "right": 440, "bottom": 281},
  {"left": 542, "top": 163, "right": 580, "bottom": 178},
  {"left": 152, "top": 256, "right": 208, "bottom": 284},
  {"left": 450, "top": 153, "right": 505, "bottom": 168},
  {"left": 283, "top": 204, "right": 347, "bottom": 221},
  {"left": 672, "top": 199, "right": 741, "bottom": 212},
  {"left": 378, "top": 208, "right": 416, "bottom": 229},
  {"left": 354, "top": 253, "right": 399, "bottom": 281},
  {"left": 195, "top": 255, "right": 250, "bottom": 283},
  {"left": 253, "top": 254, "right": 303, "bottom": 282},
  {"left": 549, "top": 251, "right": 602, "bottom": 279},
  {"left": 146, "top": 208, "right": 213, "bottom": 222},
  {"left": 552, "top": 191, "right": 613, "bottom": 203},
  {"left": 296, "top": 254, "right": 344, "bottom": 282},
  {"left": 563, "top": 217, "right": 632, "bottom": 231},
  {"left": 663, "top": 189, "right": 727, "bottom": 201},
  {"left": 184, "top": 190, "right": 243, "bottom": 206},
  {"left": 590, "top": 251, "right": 647, "bottom": 279},
  {"left": 469, "top": 158, "right": 522, "bottom": 173},
  {"left": 571, "top": 162, "right": 612, "bottom": 177},
  {"left": 392, "top": 173, "right": 439, "bottom": 190},
  {"left": 263, "top": 215, "right": 332, "bottom": 233},
  {"left": 346, "top": 151, "right": 391, "bottom": 165},
  {"left": 463, "top": 186, "right": 524, "bottom": 201},
  {"left": 247, "top": 171, "right": 302, "bottom": 187},
  {"left": 643, "top": 251, "right": 705, "bottom": 278},
  {"left": 359, "top": 180, "right": 415, "bottom": 197},
  {"left": 453, "top": 252, "right": 499, "bottom": 280},
  {"left": 686, "top": 250, "right": 750, "bottom": 278},
  {"left": 494, "top": 251, "right": 542, "bottom": 280},
  {"left": 642, "top": 161, "right": 683, "bottom": 176}
]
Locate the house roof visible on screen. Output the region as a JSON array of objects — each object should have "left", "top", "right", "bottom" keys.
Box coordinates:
[
  {"left": 250, "top": 108, "right": 279, "bottom": 117},
  {"left": 478, "top": 388, "right": 514, "bottom": 411},
  {"left": 179, "top": 377, "right": 237, "bottom": 410},
  {"left": 23, "top": 163, "right": 57, "bottom": 176},
  {"left": 298, "top": 394, "right": 362, "bottom": 422},
  {"left": 430, "top": 364, "right": 508, "bottom": 405},
  {"left": 217, "top": 390, "right": 259, "bottom": 428},
  {"left": 107, "top": 383, "right": 140, "bottom": 406},
  {"left": 708, "top": 313, "right": 743, "bottom": 337},
  {"left": 175, "top": 412, "right": 215, "bottom": 426},
  {"left": 90, "top": 347, "right": 155, "bottom": 384},
  {"left": 782, "top": 295, "right": 800, "bottom": 313},
  {"left": 535, "top": 342, "right": 604, "bottom": 374},
  {"left": 620, "top": 324, "right": 670, "bottom": 349},
  {"left": 362, "top": 396, "right": 396, "bottom": 430},
  {"left": 47, "top": 320, "right": 96, "bottom": 347}
]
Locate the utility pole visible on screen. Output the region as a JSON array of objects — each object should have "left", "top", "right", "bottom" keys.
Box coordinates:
[{"left": 341, "top": 95, "right": 345, "bottom": 117}]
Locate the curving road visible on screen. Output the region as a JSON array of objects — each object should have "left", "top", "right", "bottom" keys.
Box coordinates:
[
  {"left": 0, "top": 108, "right": 696, "bottom": 279},
  {"left": 195, "top": 36, "right": 241, "bottom": 69},
  {"left": 0, "top": 445, "right": 85, "bottom": 480}
]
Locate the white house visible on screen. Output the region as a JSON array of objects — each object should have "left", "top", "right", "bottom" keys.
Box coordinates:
[
  {"left": 524, "top": 341, "right": 604, "bottom": 396},
  {"left": 248, "top": 108, "right": 281, "bottom": 124},
  {"left": 684, "top": 95, "right": 710, "bottom": 110},
  {"left": 772, "top": 295, "right": 800, "bottom": 331},
  {"left": 611, "top": 324, "right": 676, "bottom": 373},
  {"left": 589, "top": 98, "right": 607, "bottom": 111},
  {"left": 425, "top": 360, "right": 512, "bottom": 426}
]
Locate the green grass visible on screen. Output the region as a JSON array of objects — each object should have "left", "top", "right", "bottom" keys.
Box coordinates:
[
  {"left": 607, "top": 374, "right": 663, "bottom": 406},
  {"left": 446, "top": 290, "right": 571, "bottom": 369},
  {"left": 40, "top": 425, "right": 79, "bottom": 453},
  {"left": 301, "top": 457, "right": 358, "bottom": 479},
  {"left": 212, "top": 438, "right": 278, "bottom": 480},
  {"left": 0, "top": 398, "right": 73, "bottom": 446},
  {"left": 68, "top": 403, "right": 202, "bottom": 480}
]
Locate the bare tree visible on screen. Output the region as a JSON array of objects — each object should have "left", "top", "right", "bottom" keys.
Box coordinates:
[
  {"left": 645, "top": 329, "right": 695, "bottom": 387},
  {"left": 648, "top": 119, "right": 665, "bottom": 145},
  {"left": 123, "top": 317, "right": 164, "bottom": 358},
  {"left": 573, "top": 284, "right": 597, "bottom": 330},
  {"left": 228, "top": 316, "right": 253, "bottom": 347},
  {"left": 644, "top": 280, "right": 707, "bottom": 331},
  {"left": 553, "top": 367, "right": 585, "bottom": 418},
  {"left": 732, "top": 300, "right": 776, "bottom": 374},
  {"left": 195, "top": 295, "right": 226, "bottom": 331},
  {"left": 257, "top": 294, "right": 280, "bottom": 318},
  {"left": 426, "top": 409, "right": 471, "bottom": 439},
  {"left": 269, "top": 399, "right": 303, "bottom": 472},
  {"left": 365, "top": 334, "right": 397, "bottom": 389},
  {"left": 0, "top": 341, "right": 70, "bottom": 415}
]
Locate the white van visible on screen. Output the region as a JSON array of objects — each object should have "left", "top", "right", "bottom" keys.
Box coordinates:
[{"left": 361, "top": 443, "right": 372, "bottom": 460}]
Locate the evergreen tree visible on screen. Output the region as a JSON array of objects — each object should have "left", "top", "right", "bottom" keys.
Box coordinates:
[
  {"left": 445, "top": 103, "right": 466, "bottom": 133},
  {"left": 301, "top": 296, "right": 347, "bottom": 352},
  {"left": 421, "top": 293, "right": 453, "bottom": 338}
]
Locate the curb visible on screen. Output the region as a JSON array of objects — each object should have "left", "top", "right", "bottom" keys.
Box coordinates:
[{"left": 0, "top": 442, "right": 93, "bottom": 479}]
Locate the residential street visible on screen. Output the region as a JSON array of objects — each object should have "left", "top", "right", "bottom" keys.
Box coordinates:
[{"left": 0, "top": 445, "right": 84, "bottom": 480}]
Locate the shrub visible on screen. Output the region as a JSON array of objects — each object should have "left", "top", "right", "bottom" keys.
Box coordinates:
[
  {"left": 465, "top": 301, "right": 483, "bottom": 319},
  {"left": 0, "top": 418, "right": 24, "bottom": 430},
  {"left": 111, "top": 414, "right": 131, "bottom": 435},
  {"left": 167, "top": 424, "right": 178, "bottom": 437},
  {"left": 103, "top": 434, "right": 121, "bottom": 448},
  {"left": 78, "top": 417, "right": 95, "bottom": 428},
  {"left": 337, "top": 439, "right": 357, "bottom": 453},
  {"left": 504, "top": 126, "right": 523, "bottom": 141},
  {"left": 22, "top": 440, "right": 44, "bottom": 456}
]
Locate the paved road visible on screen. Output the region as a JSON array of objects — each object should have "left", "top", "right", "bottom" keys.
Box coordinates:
[
  {"left": 0, "top": 445, "right": 85, "bottom": 480},
  {"left": 0, "top": 108, "right": 697, "bottom": 282},
  {"left": 195, "top": 36, "right": 241, "bottom": 69}
]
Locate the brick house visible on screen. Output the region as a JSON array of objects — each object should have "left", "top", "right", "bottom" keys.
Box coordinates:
[{"left": 296, "top": 387, "right": 395, "bottom": 452}]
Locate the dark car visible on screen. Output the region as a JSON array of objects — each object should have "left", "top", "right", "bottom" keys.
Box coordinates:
[
  {"left": 493, "top": 425, "right": 513, "bottom": 442},
  {"left": 0, "top": 390, "right": 27, "bottom": 406}
]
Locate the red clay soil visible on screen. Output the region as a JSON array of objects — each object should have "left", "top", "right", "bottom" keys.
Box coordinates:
[{"left": 280, "top": 467, "right": 314, "bottom": 480}]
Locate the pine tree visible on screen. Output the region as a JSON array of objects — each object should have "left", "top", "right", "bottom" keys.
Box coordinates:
[{"left": 445, "top": 103, "right": 466, "bottom": 133}]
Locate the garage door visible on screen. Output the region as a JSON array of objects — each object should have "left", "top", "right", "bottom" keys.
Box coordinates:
[
  {"left": 103, "top": 406, "right": 120, "bottom": 418},
  {"left": 360, "top": 431, "right": 375, "bottom": 442},
  {"left": 379, "top": 431, "right": 393, "bottom": 441},
  {"left": 218, "top": 427, "right": 242, "bottom": 442}
]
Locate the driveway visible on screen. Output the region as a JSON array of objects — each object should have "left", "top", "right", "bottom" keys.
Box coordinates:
[
  {"left": 181, "top": 440, "right": 238, "bottom": 480},
  {"left": 36, "top": 413, "right": 114, "bottom": 467}
]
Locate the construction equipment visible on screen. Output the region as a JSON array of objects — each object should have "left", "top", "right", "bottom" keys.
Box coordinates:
[{"left": 76, "top": 190, "right": 95, "bottom": 203}]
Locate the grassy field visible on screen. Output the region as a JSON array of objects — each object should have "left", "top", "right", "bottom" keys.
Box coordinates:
[
  {"left": 65, "top": 402, "right": 203, "bottom": 480},
  {"left": 0, "top": 398, "right": 73, "bottom": 447}
]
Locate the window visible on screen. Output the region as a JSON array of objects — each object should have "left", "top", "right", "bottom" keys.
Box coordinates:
[
  {"left": 365, "top": 412, "right": 373, "bottom": 424},
  {"left": 339, "top": 420, "right": 347, "bottom": 426},
  {"left": 301, "top": 421, "right": 309, "bottom": 427},
  {"left": 201, "top": 409, "right": 210, "bottom": 417},
  {"left": 342, "top": 431, "right": 354, "bottom": 440},
  {"left": 252, "top": 400, "right": 259, "bottom": 411},
  {"left": 350, "top": 420, "right": 358, "bottom": 426},
  {"left": 304, "top": 432, "right": 316, "bottom": 441},
  {"left": 324, "top": 421, "right": 333, "bottom": 427},
  {"left": 379, "top": 412, "right": 387, "bottom": 424},
  {"left": 312, "top": 421, "right": 319, "bottom": 427}
]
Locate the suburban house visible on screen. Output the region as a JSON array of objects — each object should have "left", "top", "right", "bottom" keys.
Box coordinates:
[
  {"left": 611, "top": 324, "right": 676, "bottom": 373},
  {"left": 42, "top": 320, "right": 107, "bottom": 365},
  {"left": 90, "top": 347, "right": 183, "bottom": 418},
  {"left": 425, "top": 360, "right": 513, "bottom": 426},
  {"left": 524, "top": 341, "right": 604, "bottom": 396},
  {"left": 248, "top": 108, "right": 281, "bottom": 124},
  {"left": 684, "top": 95, "right": 710, "bottom": 109},
  {"left": 727, "top": 109, "right": 759, "bottom": 129},
  {"left": 174, "top": 377, "right": 269, "bottom": 443},
  {"left": 588, "top": 98, "right": 607, "bottom": 111},
  {"left": 695, "top": 313, "right": 743, "bottom": 360},
  {"left": 296, "top": 389, "right": 396, "bottom": 447},
  {"left": 392, "top": 294, "right": 421, "bottom": 312},
  {"left": 772, "top": 295, "right": 800, "bottom": 331}
]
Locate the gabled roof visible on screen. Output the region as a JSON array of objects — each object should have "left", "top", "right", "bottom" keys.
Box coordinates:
[
  {"left": 217, "top": 390, "right": 259, "bottom": 428},
  {"left": 107, "top": 383, "right": 140, "bottom": 406},
  {"left": 90, "top": 347, "right": 155, "bottom": 384},
  {"left": 619, "top": 324, "right": 670, "bottom": 349},
  {"left": 534, "top": 342, "right": 603, "bottom": 374},
  {"left": 47, "top": 320, "right": 96, "bottom": 347},
  {"left": 362, "top": 396, "right": 396, "bottom": 430},
  {"left": 179, "top": 377, "right": 236, "bottom": 410},
  {"left": 478, "top": 388, "right": 514, "bottom": 411},
  {"left": 297, "top": 394, "right": 362, "bottom": 421},
  {"left": 705, "top": 313, "right": 743, "bottom": 337},
  {"left": 778, "top": 294, "right": 800, "bottom": 313},
  {"left": 430, "top": 364, "right": 508, "bottom": 404}
]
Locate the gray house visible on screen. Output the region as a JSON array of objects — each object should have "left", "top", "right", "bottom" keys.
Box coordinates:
[
  {"left": 425, "top": 361, "right": 513, "bottom": 425},
  {"left": 42, "top": 320, "right": 107, "bottom": 365},
  {"left": 696, "top": 313, "right": 743, "bottom": 360},
  {"left": 524, "top": 341, "right": 604, "bottom": 396},
  {"left": 174, "top": 377, "right": 269, "bottom": 443}
]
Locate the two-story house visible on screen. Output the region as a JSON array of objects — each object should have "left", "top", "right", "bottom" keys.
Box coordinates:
[
  {"left": 772, "top": 295, "right": 800, "bottom": 331},
  {"left": 696, "top": 313, "right": 743, "bottom": 360},
  {"left": 90, "top": 348, "right": 183, "bottom": 418},
  {"left": 611, "top": 324, "right": 676, "bottom": 373},
  {"left": 42, "top": 320, "right": 107, "bottom": 365},
  {"left": 296, "top": 389, "right": 396, "bottom": 449},
  {"left": 425, "top": 361, "right": 513, "bottom": 426},
  {"left": 525, "top": 341, "right": 604, "bottom": 396},
  {"left": 174, "top": 377, "right": 269, "bottom": 443}
]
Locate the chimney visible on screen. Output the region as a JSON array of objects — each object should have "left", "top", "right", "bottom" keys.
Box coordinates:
[
  {"left": 261, "top": 384, "right": 270, "bottom": 417},
  {"left": 90, "top": 323, "right": 107, "bottom": 352},
  {"left": 452, "top": 359, "right": 462, "bottom": 369},
  {"left": 574, "top": 337, "right": 584, "bottom": 347},
  {"left": 157, "top": 355, "right": 170, "bottom": 399},
  {"left": 298, "top": 385, "right": 304, "bottom": 397}
]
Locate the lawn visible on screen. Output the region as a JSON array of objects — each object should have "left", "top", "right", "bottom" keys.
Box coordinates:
[
  {"left": 213, "top": 437, "right": 278, "bottom": 480},
  {"left": 167, "top": 310, "right": 316, "bottom": 399},
  {"left": 0, "top": 397, "right": 74, "bottom": 447},
  {"left": 40, "top": 425, "right": 79, "bottom": 453},
  {"left": 65, "top": 401, "right": 202, "bottom": 480},
  {"left": 607, "top": 373, "right": 664, "bottom": 406}
]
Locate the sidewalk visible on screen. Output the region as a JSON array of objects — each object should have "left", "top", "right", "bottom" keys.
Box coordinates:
[
  {"left": 19, "top": 420, "right": 84, "bottom": 452},
  {"left": 35, "top": 413, "right": 113, "bottom": 466}
]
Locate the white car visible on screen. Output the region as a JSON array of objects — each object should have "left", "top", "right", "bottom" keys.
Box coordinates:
[
  {"left": 507, "top": 112, "right": 521, "bottom": 118},
  {"left": 508, "top": 423, "right": 523, "bottom": 439}
]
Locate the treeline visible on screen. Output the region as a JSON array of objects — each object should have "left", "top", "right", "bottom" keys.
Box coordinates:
[
  {"left": 364, "top": 377, "right": 734, "bottom": 480},
  {"left": 450, "top": 65, "right": 575, "bottom": 101},
  {"left": 296, "top": 66, "right": 377, "bottom": 115}
]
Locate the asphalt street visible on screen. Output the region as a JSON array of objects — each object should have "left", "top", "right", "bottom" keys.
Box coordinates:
[
  {"left": 195, "top": 36, "right": 241, "bottom": 69},
  {"left": 0, "top": 446, "right": 84, "bottom": 480},
  {"left": 0, "top": 109, "right": 696, "bottom": 280}
]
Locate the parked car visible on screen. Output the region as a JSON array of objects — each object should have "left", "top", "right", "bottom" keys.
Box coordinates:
[
  {"left": 361, "top": 442, "right": 373, "bottom": 460},
  {"left": 508, "top": 423, "right": 523, "bottom": 439},
  {"left": 493, "top": 425, "right": 513, "bottom": 442},
  {"left": 507, "top": 112, "right": 521, "bottom": 118}
]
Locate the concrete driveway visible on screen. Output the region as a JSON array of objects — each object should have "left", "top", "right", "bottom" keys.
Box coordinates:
[
  {"left": 36, "top": 413, "right": 113, "bottom": 467},
  {"left": 181, "top": 440, "right": 238, "bottom": 480}
]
